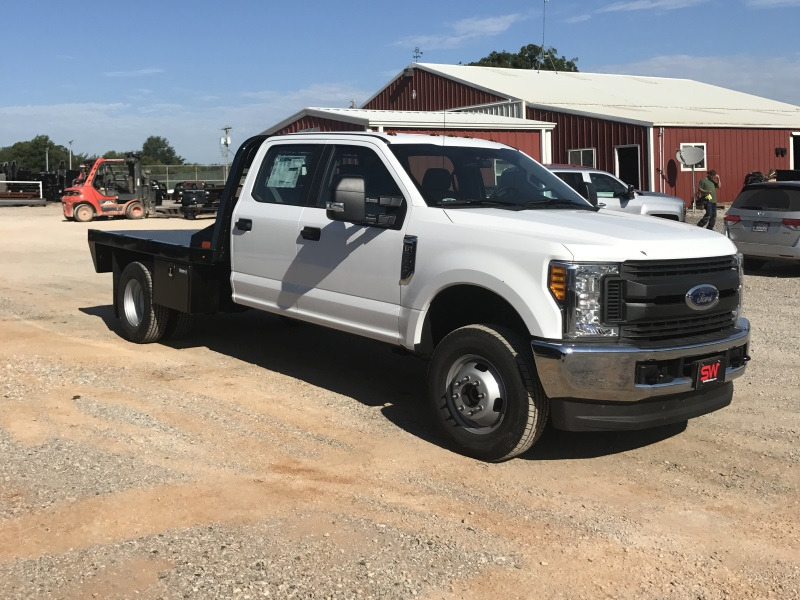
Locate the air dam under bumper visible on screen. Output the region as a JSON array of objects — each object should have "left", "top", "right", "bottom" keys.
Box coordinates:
[{"left": 531, "top": 318, "right": 750, "bottom": 431}]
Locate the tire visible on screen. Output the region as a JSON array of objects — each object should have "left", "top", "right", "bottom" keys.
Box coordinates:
[
  {"left": 428, "top": 324, "right": 549, "bottom": 462},
  {"left": 126, "top": 201, "right": 145, "bottom": 219},
  {"left": 117, "top": 262, "right": 169, "bottom": 343},
  {"left": 73, "top": 204, "right": 95, "bottom": 223},
  {"left": 164, "top": 309, "right": 194, "bottom": 339}
]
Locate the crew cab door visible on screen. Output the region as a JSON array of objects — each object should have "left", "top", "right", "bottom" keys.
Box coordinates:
[
  {"left": 293, "top": 143, "right": 409, "bottom": 344},
  {"left": 230, "top": 143, "right": 326, "bottom": 313}
]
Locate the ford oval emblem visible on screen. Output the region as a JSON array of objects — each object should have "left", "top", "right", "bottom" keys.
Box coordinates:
[{"left": 685, "top": 284, "right": 720, "bottom": 311}]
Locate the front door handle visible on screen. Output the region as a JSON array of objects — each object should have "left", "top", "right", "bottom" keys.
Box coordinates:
[
  {"left": 235, "top": 218, "right": 252, "bottom": 231},
  {"left": 301, "top": 226, "right": 321, "bottom": 241}
]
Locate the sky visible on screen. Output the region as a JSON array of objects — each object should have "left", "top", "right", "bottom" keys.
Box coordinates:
[{"left": 3, "top": 0, "right": 800, "bottom": 165}]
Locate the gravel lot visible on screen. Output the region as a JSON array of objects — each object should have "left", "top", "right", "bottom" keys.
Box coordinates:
[{"left": 0, "top": 203, "right": 798, "bottom": 600}]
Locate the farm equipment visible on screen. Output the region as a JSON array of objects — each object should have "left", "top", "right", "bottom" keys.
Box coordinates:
[{"left": 62, "top": 154, "right": 155, "bottom": 222}]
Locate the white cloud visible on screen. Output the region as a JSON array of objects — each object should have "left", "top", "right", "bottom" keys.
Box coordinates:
[
  {"left": 746, "top": 0, "right": 800, "bottom": 6},
  {"left": 592, "top": 53, "right": 800, "bottom": 104},
  {"left": 566, "top": 14, "right": 592, "bottom": 23},
  {"left": 102, "top": 68, "right": 165, "bottom": 78},
  {"left": 599, "top": 0, "right": 709, "bottom": 12},
  {"left": 396, "top": 14, "right": 524, "bottom": 50},
  {"left": 0, "top": 82, "right": 373, "bottom": 163}
]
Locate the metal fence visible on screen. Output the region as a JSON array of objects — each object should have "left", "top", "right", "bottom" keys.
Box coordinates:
[{"left": 142, "top": 165, "right": 228, "bottom": 190}]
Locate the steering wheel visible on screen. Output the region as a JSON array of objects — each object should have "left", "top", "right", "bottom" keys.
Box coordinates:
[{"left": 490, "top": 186, "right": 518, "bottom": 201}]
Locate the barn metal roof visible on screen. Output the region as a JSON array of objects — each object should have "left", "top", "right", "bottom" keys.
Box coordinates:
[
  {"left": 389, "top": 63, "right": 800, "bottom": 129},
  {"left": 263, "top": 106, "right": 555, "bottom": 135}
]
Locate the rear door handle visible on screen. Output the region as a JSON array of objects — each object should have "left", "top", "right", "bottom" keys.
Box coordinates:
[
  {"left": 301, "top": 226, "right": 321, "bottom": 241},
  {"left": 235, "top": 218, "right": 252, "bottom": 231}
]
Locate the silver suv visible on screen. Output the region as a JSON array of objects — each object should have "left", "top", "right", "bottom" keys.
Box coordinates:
[{"left": 548, "top": 165, "right": 686, "bottom": 222}]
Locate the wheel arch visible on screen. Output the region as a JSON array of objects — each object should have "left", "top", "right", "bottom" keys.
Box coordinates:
[{"left": 415, "top": 284, "right": 530, "bottom": 355}]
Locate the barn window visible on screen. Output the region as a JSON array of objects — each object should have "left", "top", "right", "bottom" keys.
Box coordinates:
[
  {"left": 679, "top": 142, "right": 707, "bottom": 172},
  {"left": 567, "top": 148, "right": 596, "bottom": 168}
]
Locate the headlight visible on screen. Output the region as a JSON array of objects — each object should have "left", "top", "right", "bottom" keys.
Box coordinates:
[{"left": 549, "top": 262, "right": 620, "bottom": 339}]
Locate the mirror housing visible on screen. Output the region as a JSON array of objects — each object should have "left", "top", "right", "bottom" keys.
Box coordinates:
[
  {"left": 327, "top": 176, "right": 366, "bottom": 223},
  {"left": 580, "top": 181, "right": 599, "bottom": 207}
]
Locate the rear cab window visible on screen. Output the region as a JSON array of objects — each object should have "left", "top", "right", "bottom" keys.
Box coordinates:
[{"left": 732, "top": 187, "right": 800, "bottom": 211}]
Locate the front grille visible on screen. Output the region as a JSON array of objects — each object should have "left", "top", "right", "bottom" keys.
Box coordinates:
[
  {"left": 622, "top": 255, "right": 737, "bottom": 278},
  {"left": 605, "top": 256, "right": 740, "bottom": 346}
]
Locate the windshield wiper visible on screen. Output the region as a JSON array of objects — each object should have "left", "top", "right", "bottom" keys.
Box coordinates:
[
  {"left": 519, "top": 198, "right": 597, "bottom": 210},
  {"left": 435, "top": 198, "right": 523, "bottom": 208}
]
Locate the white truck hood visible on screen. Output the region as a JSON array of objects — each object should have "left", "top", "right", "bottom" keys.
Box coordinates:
[{"left": 443, "top": 207, "right": 736, "bottom": 262}]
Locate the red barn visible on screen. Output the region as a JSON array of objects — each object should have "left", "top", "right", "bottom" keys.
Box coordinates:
[{"left": 360, "top": 63, "right": 800, "bottom": 204}]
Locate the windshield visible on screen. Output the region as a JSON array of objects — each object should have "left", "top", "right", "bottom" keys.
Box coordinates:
[{"left": 389, "top": 143, "right": 594, "bottom": 210}]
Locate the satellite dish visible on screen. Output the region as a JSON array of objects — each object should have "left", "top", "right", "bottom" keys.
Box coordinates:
[{"left": 676, "top": 146, "right": 705, "bottom": 167}]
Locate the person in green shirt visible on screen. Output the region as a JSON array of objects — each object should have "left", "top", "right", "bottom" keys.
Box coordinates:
[{"left": 697, "top": 169, "right": 721, "bottom": 229}]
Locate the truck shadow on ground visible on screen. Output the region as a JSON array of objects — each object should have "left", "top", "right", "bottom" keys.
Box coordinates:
[
  {"left": 81, "top": 305, "right": 688, "bottom": 460},
  {"left": 744, "top": 261, "right": 800, "bottom": 278}
]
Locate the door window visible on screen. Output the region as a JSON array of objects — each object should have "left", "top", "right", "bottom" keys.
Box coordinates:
[
  {"left": 589, "top": 172, "right": 627, "bottom": 198},
  {"left": 553, "top": 172, "right": 585, "bottom": 195},
  {"left": 251, "top": 144, "right": 323, "bottom": 206},
  {"left": 318, "top": 145, "right": 406, "bottom": 227}
]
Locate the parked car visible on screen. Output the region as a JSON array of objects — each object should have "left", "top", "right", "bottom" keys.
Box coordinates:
[
  {"left": 723, "top": 181, "right": 800, "bottom": 267},
  {"left": 547, "top": 165, "right": 685, "bottom": 221}
]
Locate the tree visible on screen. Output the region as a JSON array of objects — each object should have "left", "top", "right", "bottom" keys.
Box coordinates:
[
  {"left": 140, "top": 136, "right": 185, "bottom": 165},
  {"left": 469, "top": 43, "right": 578, "bottom": 72},
  {"left": 0, "top": 135, "right": 88, "bottom": 173}
]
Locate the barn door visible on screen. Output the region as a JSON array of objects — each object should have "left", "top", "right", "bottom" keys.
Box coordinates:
[{"left": 615, "top": 145, "right": 641, "bottom": 190}]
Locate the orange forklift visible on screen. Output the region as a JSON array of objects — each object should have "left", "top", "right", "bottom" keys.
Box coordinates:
[{"left": 62, "top": 154, "right": 155, "bottom": 222}]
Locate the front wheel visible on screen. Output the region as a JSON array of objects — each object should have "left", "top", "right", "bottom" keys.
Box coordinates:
[
  {"left": 117, "top": 262, "right": 169, "bottom": 343},
  {"left": 126, "top": 201, "right": 145, "bottom": 219},
  {"left": 428, "top": 324, "right": 549, "bottom": 461}
]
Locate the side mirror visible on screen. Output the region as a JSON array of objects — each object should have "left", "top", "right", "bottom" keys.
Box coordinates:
[
  {"left": 580, "top": 181, "right": 599, "bottom": 207},
  {"left": 626, "top": 184, "right": 636, "bottom": 200},
  {"left": 327, "top": 175, "right": 366, "bottom": 223}
]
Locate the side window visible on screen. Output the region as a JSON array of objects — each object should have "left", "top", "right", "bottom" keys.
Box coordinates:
[
  {"left": 554, "top": 172, "right": 585, "bottom": 194},
  {"left": 319, "top": 145, "right": 406, "bottom": 227},
  {"left": 589, "top": 173, "right": 627, "bottom": 197},
  {"left": 251, "top": 144, "right": 323, "bottom": 206}
]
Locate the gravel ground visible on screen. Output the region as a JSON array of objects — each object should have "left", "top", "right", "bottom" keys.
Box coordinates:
[{"left": 0, "top": 203, "right": 798, "bottom": 600}]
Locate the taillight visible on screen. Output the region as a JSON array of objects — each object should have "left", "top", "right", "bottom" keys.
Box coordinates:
[
  {"left": 723, "top": 214, "right": 741, "bottom": 223},
  {"left": 782, "top": 218, "right": 800, "bottom": 229}
]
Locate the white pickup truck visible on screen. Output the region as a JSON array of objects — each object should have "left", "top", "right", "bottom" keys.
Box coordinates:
[{"left": 88, "top": 132, "right": 750, "bottom": 461}]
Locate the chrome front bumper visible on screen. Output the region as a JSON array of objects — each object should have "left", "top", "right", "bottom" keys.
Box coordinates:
[{"left": 531, "top": 318, "right": 750, "bottom": 403}]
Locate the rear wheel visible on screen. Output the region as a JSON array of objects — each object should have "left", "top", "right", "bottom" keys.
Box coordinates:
[
  {"left": 164, "top": 309, "right": 194, "bottom": 339},
  {"left": 117, "top": 262, "right": 169, "bottom": 343},
  {"left": 427, "top": 324, "right": 549, "bottom": 461},
  {"left": 126, "top": 201, "right": 145, "bottom": 219},
  {"left": 73, "top": 204, "right": 95, "bottom": 223}
]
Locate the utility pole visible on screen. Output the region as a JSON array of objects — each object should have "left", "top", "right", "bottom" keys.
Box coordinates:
[
  {"left": 221, "top": 126, "right": 232, "bottom": 181},
  {"left": 68, "top": 140, "right": 73, "bottom": 169}
]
